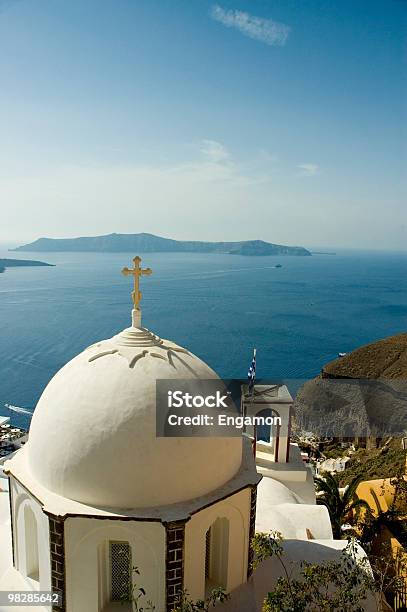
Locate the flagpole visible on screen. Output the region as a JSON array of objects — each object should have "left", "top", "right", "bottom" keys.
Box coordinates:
[
  {"left": 248, "top": 348, "right": 257, "bottom": 459},
  {"left": 252, "top": 348, "right": 256, "bottom": 457},
  {"left": 251, "top": 348, "right": 257, "bottom": 399}
]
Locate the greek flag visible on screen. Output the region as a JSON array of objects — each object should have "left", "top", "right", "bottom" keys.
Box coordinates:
[{"left": 248, "top": 348, "right": 256, "bottom": 392}]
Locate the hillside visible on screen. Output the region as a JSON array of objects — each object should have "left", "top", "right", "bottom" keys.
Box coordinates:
[
  {"left": 339, "top": 438, "right": 406, "bottom": 486},
  {"left": 12, "top": 232, "right": 311, "bottom": 257},
  {"left": 322, "top": 333, "right": 407, "bottom": 379},
  {"left": 295, "top": 333, "right": 407, "bottom": 441}
]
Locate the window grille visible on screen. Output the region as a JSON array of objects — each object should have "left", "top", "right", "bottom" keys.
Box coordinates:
[{"left": 110, "top": 541, "right": 132, "bottom": 602}]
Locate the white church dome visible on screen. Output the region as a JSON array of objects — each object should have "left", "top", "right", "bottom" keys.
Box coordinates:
[{"left": 27, "top": 323, "right": 243, "bottom": 510}]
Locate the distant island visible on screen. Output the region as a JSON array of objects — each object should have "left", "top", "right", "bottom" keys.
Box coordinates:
[
  {"left": 0, "top": 258, "right": 54, "bottom": 273},
  {"left": 311, "top": 251, "right": 336, "bottom": 255},
  {"left": 12, "top": 233, "right": 311, "bottom": 257}
]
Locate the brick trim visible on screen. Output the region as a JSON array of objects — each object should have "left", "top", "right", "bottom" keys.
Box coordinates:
[
  {"left": 247, "top": 485, "right": 257, "bottom": 579},
  {"left": 286, "top": 405, "right": 291, "bottom": 463},
  {"left": 164, "top": 520, "right": 186, "bottom": 612},
  {"left": 48, "top": 516, "right": 66, "bottom": 611},
  {"left": 274, "top": 421, "right": 280, "bottom": 462},
  {"left": 8, "top": 476, "right": 15, "bottom": 568}
]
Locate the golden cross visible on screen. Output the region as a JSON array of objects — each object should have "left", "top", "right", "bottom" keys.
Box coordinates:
[{"left": 121, "top": 256, "right": 153, "bottom": 310}]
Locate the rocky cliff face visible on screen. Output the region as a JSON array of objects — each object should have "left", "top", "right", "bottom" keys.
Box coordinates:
[{"left": 294, "top": 334, "right": 407, "bottom": 443}]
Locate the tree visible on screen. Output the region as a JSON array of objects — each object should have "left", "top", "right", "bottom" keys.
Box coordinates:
[
  {"left": 357, "top": 471, "right": 407, "bottom": 610},
  {"left": 315, "top": 472, "right": 370, "bottom": 538},
  {"left": 171, "top": 587, "right": 229, "bottom": 611},
  {"left": 387, "top": 468, "right": 407, "bottom": 515},
  {"left": 251, "top": 531, "right": 391, "bottom": 612},
  {"left": 126, "top": 566, "right": 155, "bottom": 612}
]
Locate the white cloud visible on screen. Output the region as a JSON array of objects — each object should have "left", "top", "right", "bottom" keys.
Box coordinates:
[
  {"left": 168, "top": 140, "right": 267, "bottom": 186},
  {"left": 210, "top": 5, "right": 290, "bottom": 47},
  {"left": 200, "top": 139, "right": 230, "bottom": 163},
  {"left": 1, "top": 144, "right": 404, "bottom": 250},
  {"left": 297, "top": 163, "right": 319, "bottom": 177},
  {"left": 0, "top": 140, "right": 275, "bottom": 242}
]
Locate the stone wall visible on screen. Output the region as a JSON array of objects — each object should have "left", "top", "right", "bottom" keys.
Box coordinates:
[
  {"left": 247, "top": 486, "right": 257, "bottom": 579},
  {"left": 48, "top": 516, "right": 65, "bottom": 612},
  {"left": 165, "top": 520, "right": 186, "bottom": 611}
]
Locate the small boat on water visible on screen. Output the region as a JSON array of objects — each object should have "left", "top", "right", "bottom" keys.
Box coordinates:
[
  {"left": 4, "top": 403, "right": 33, "bottom": 416},
  {"left": 275, "top": 264, "right": 282, "bottom": 268},
  {"left": 338, "top": 352, "right": 347, "bottom": 357}
]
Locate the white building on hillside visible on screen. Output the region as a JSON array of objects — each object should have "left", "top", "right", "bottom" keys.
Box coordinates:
[{"left": 0, "top": 257, "right": 374, "bottom": 612}]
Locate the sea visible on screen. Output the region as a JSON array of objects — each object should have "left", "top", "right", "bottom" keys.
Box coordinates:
[{"left": 1, "top": 246, "right": 406, "bottom": 430}]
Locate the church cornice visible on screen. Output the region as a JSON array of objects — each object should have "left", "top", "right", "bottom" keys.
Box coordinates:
[{"left": 7, "top": 438, "right": 261, "bottom": 524}]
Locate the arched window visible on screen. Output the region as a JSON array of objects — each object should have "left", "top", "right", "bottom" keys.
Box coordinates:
[
  {"left": 204, "top": 518, "right": 229, "bottom": 595},
  {"left": 24, "top": 506, "right": 39, "bottom": 582},
  {"left": 255, "top": 408, "right": 281, "bottom": 461},
  {"left": 109, "top": 541, "right": 132, "bottom": 602},
  {"left": 256, "top": 408, "right": 272, "bottom": 443}
]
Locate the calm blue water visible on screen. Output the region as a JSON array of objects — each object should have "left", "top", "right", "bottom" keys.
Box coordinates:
[{"left": 1, "top": 248, "right": 406, "bottom": 429}]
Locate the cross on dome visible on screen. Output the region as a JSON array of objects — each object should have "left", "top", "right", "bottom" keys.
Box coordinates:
[{"left": 121, "top": 255, "right": 152, "bottom": 327}]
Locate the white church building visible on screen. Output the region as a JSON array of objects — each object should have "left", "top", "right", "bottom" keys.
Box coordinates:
[{"left": 0, "top": 257, "right": 374, "bottom": 612}]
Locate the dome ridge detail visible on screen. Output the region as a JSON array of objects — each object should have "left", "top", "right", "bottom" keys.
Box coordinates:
[
  {"left": 114, "top": 325, "right": 163, "bottom": 348},
  {"left": 85, "top": 327, "right": 191, "bottom": 369}
]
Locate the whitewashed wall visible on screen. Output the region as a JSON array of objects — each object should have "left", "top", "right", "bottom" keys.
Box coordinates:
[
  {"left": 64, "top": 517, "right": 166, "bottom": 612},
  {"left": 10, "top": 477, "right": 51, "bottom": 591},
  {"left": 184, "top": 488, "right": 251, "bottom": 601}
]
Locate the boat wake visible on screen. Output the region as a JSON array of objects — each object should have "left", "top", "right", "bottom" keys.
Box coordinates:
[{"left": 4, "top": 403, "right": 33, "bottom": 416}]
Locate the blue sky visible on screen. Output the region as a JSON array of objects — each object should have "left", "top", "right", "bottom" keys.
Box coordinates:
[{"left": 0, "top": 0, "right": 406, "bottom": 249}]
